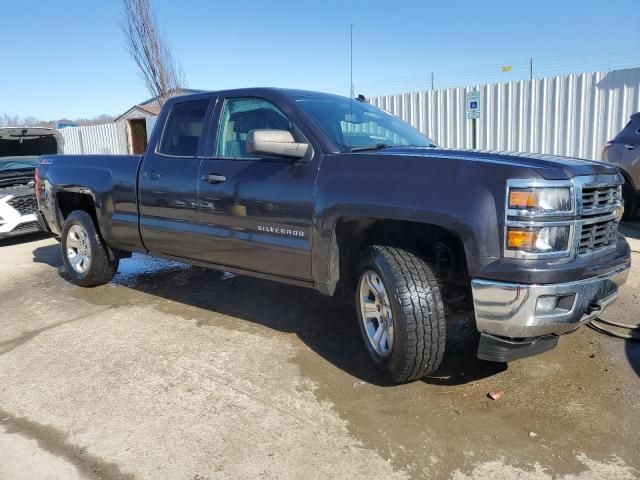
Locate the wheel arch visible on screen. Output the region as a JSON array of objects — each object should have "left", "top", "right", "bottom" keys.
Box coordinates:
[
  {"left": 323, "top": 216, "right": 469, "bottom": 297},
  {"left": 55, "top": 189, "right": 101, "bottom": 230},
  {"left": 618, "top": 166, "right": 637, "bottom": 192}
]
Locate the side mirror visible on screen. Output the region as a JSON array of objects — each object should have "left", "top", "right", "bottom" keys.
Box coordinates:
[{"left": 246, "top": 129, "right": 309, "bottom": 159}]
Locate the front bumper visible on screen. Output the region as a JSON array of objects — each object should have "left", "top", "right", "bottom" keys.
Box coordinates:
[{"left": 471, "top": 263, "right": 630, "bottom": 339}]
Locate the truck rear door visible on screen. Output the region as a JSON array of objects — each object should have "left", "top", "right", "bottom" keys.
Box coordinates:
[
  {"left": 192, "top": 95, "right": 318, "bottom": 280},
  {"left": 138, "top": 98, "right": 212, "bottom": 258}
]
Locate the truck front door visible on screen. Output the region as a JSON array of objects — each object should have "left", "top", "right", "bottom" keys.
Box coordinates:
[
  {"left": 193, "top": 96, "right": 318, "bottom": 280},
  {"left": 138, "top": 98, "right": 211, "bottom": 258}
]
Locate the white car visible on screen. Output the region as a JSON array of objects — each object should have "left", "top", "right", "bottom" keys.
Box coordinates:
[{"left": 0, "top": 127, "right": 63, "bottom": 238}]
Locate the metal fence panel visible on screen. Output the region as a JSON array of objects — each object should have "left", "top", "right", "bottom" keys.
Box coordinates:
[
  {"left": 59, "top": 122, "right": 128, "bottom": 155},
  {"left": 369, "top": 68, "right": 640, "bottom": 161}
]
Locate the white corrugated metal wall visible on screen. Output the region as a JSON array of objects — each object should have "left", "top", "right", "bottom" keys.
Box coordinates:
[
  {"left": 59, "top": 122, "right": 128, "bottom": 155},
  {"left": 370, "top": 68, "right": 640, "bottom": 161}
]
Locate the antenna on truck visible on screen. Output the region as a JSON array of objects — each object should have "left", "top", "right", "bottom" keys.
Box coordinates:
[{"left": 350, "top": 24, "right": 354, "bottom": 99}]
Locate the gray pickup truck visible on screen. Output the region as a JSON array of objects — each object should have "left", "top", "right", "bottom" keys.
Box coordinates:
[{"left": 36, "top": 88, "right": 631, "bottom": 382}]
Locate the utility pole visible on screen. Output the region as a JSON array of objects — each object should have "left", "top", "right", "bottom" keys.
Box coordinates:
[
  {"left": 350, "top": 24, "right": 354, "bottom": 98},
  {"left": 529, "top": 57, "right": 533, "bottom": 81}
]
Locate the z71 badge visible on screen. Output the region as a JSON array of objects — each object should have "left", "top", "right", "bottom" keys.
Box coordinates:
[{"left": 257, "top": 225, "right": 304, "bottom": 237}]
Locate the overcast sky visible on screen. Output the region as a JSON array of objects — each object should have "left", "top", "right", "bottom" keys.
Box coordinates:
[{"left": 2, "top": 0, "right": 639, "bottom": 119}]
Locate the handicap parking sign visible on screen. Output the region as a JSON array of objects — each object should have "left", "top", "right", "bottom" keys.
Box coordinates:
[{"left": 465, "top": 91, "right": 481, "bottom": 119}]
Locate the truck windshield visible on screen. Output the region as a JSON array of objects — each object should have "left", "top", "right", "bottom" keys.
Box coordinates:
[
  {"left": 0, "top": 156, "right": 39, "bottom": 171},
  {"left": 294, "top": 94, "right": 435, "bottom": 152}
]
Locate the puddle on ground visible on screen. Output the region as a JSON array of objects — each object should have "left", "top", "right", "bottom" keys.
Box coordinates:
[{"left": 113, "top": 255, "right": 192, "bottom": 287}]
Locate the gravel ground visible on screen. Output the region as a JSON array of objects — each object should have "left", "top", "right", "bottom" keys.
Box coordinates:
[{"left": 0, "top": 224, "right": 638, "bottom": 480}]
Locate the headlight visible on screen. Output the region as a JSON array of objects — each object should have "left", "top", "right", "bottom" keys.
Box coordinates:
[
  {"left": 508, "top": 187, "right": 572, "bottom": 214},
  {"left": 507, "top": 226, "right": 570, "bottom": 253}
]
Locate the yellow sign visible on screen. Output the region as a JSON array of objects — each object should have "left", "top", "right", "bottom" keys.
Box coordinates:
[{"left": 501, "top": 65, "right": 513, "bottom": 72}]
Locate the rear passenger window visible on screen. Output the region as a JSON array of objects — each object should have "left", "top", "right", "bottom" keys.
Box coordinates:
[{"left": 158, "top": 100, "right": 209, "bottom": 157}]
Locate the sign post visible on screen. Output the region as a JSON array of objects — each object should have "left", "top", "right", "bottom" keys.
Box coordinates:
[{"left": 465, "top": 91, "right": 481, "bottom": 149}]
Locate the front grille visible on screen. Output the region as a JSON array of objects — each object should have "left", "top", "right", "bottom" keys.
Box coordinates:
[
  {"left": 8, "top": 194, "right": 37, "bottom": 215},
  {"left": 581, "top": 184, "right": 620, "bottom": 214},
  {"left": 578, "top": 218, "right": 618, "bottom": 255},
  {"left": 13, "top": 221, "right": 40, "bottom": 232}
]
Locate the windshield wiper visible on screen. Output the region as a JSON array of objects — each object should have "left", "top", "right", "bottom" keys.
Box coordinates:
[{"left": 350, "top": 143, "right": 393, "bottom": 152}]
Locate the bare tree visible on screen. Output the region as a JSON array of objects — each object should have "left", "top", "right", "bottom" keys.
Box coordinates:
[
  {"left": 0, "top": 113, "right": 117, "bottom": 128},
  {"left": 0, "top": 114, "right": 41, "bottom": 127},
  {"left": 121, "top": 0, "right": 185, "bottom": 107}
]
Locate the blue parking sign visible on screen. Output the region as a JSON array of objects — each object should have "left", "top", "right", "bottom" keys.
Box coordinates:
[{"left": 466, "top": 91, "right": 481, "bottom": 119}]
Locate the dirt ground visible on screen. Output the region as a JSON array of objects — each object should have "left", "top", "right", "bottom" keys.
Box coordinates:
[{"left": 0, "top": 224, "right": 639, "bottom": 480}]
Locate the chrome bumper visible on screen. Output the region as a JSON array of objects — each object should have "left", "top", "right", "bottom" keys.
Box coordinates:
[{"left": 471, "top": 264, "right": 630, "bottom": 338}]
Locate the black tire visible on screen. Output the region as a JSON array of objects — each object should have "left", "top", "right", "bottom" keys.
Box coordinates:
[
  {"left": 60, "top": 210, "right": 119, "bottom": 287},
  {"left": 355, "top": 246, "right": 446, "bottom": 383},
  {"left": 622, "top": 181, "right": 637, "bottom": 221}
]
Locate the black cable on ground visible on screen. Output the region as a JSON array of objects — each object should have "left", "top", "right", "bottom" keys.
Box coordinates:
[
  {"left": 593, "top": 317, "right": 640, "bottom": 330},
  {"left": 588, "top": 317, "right": 640, "bottom": 341}
]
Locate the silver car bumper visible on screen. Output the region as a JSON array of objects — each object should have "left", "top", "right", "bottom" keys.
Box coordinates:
[{"left": 471, "top": 264, "right": 630, "bottom": 338}]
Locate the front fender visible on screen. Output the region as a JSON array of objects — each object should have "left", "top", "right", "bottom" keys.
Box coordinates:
[{"left": 311, "top": 171, "right": 503, "bottom": 288}]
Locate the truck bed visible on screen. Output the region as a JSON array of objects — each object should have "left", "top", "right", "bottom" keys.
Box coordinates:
[{"left": 38, "top": 154, "right": 144, "bottom": 252}]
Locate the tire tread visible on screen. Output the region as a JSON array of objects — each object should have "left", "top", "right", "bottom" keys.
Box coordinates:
[
  {"left": 61, "top": 211, "right": 118, "bottom": 287},
  {"left": 366, "top": 246, "right": 446, "bottom": 382}
]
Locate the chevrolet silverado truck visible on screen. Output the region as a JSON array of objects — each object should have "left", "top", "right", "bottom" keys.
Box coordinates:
[
  {"left": 36, "top": 88, "right": 631, "bottom": 383},
  {"left": 1, "top": 127, "right": 63, "bottom": 238}
]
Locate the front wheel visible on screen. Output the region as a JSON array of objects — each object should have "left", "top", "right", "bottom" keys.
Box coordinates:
[
  {"left": 61, "top": 210, "right": 119, "bottom": 287},
  {"left": 356, "top": 246, "right": 446, "bottom": 383}
]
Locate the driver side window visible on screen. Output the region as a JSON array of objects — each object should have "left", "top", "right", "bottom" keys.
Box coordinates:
[{"left": 215, "top": 98, "right": 292, "bottom": 158}]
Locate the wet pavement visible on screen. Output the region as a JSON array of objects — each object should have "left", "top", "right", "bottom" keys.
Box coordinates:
[{"left": 0, "top": 227, "right": 639, "bottom": 480}]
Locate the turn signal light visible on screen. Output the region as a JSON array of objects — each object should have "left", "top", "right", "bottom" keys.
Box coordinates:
[
  {"left": 506, "top": 226, "right": 570, "bottom": 254},
  {"left": 509, "top": 190, "right": 538, "bottom": 209},
  {"left": 507, "top": 229, "right": 537, "bottom": 250}
]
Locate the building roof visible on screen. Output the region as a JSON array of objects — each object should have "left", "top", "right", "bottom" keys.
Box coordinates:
[
  {"left": 115, "top": 88, "right": 205, "bottom": 122},
  {"left": 138, "top": 88, "right": 204, "bottom": 106}
]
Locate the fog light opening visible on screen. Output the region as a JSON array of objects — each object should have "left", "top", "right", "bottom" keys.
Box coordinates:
[{"left": 535, "top": 294, "right": 576, "bottom": 315}]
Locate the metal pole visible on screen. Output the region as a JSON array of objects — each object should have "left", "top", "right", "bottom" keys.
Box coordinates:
[
  {"left": 350, "top": 25, "right": 354, "bottom": 98},
  {"left": 529, "top": 57, "right": 533, "bottom": 81},
  {"left": 471, "top": 118, "right": 477, "bottom": 149},
  {"left": 431, "top": 72, "right": 434, "bottom": 90}
]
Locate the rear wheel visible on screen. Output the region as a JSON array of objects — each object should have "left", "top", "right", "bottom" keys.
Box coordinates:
[
  {"left": 622, "top": 181, "right": 637, "bottom": 221},
  {"left": 356, "top": 246, "right": 446, "bottom": 383},
  {"left": 61, "top": 210, "right": 118, "bottom": 287}
]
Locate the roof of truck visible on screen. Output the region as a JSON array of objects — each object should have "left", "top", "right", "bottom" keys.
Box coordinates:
[{"left": 174, "top": 87, "right": 348, "bottom": 101}]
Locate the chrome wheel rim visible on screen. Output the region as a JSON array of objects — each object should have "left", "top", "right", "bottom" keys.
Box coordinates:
[
  {"left": 66, "top": 224, "right": 91, "bottom": 274},
  {"left": 359, "top": 270, "right": 394, "bottom": 357}
]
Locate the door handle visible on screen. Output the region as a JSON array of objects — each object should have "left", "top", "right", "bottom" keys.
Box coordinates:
[
  {"left": 624, "top": 144, "right": 636, "bottom": 151},
  {"left": 202, "top": 173, "right": 227, "bottom": 183},
  {"left": 143, "top": 171, "right": 162, "bottom": 180}
]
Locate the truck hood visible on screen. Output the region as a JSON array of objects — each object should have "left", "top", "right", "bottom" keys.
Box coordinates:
[{"left": 373, "top": 147, "right": 617, "bottom": 180}]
